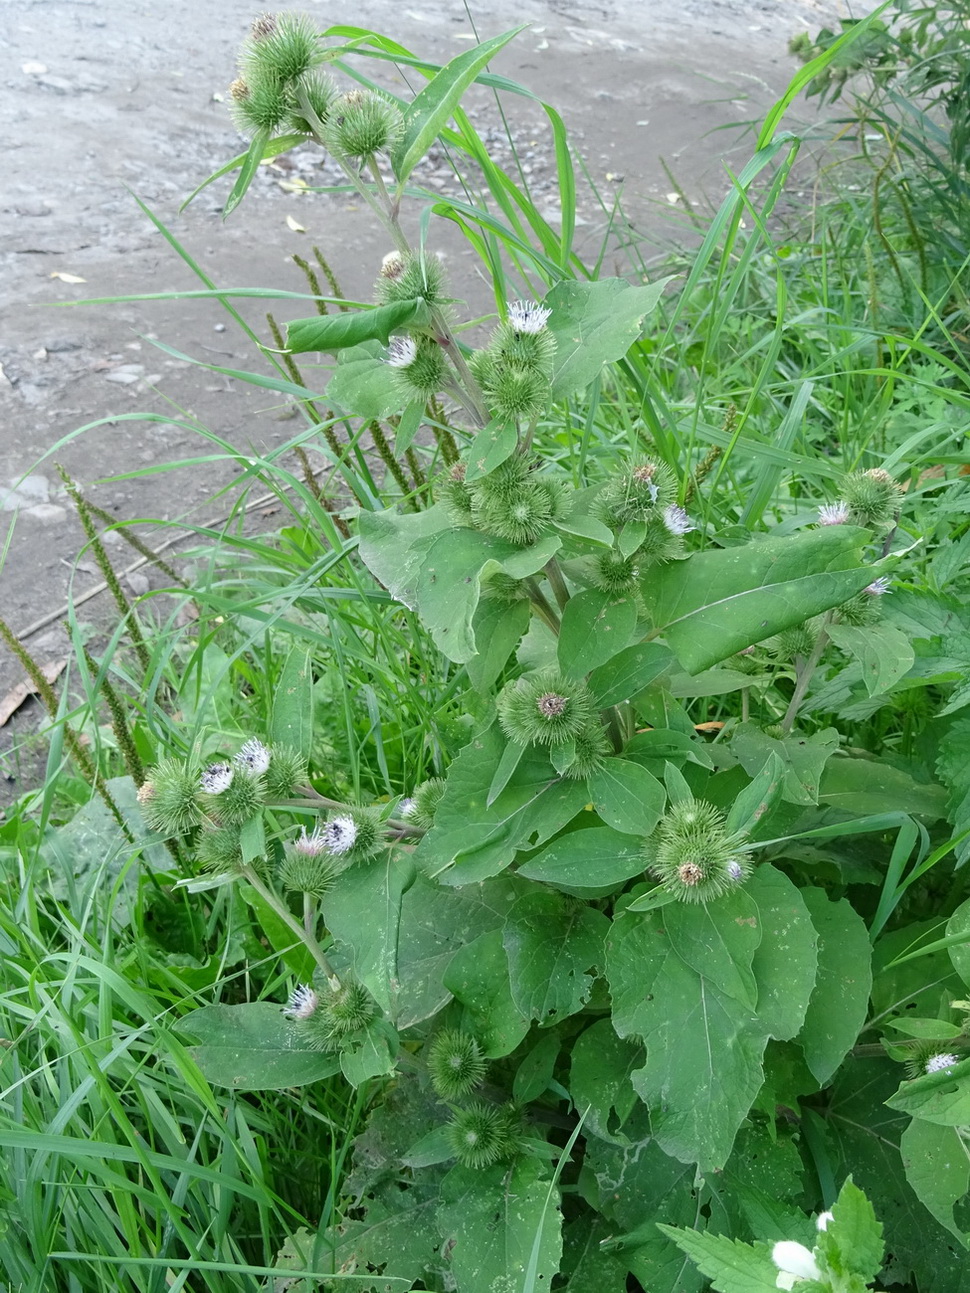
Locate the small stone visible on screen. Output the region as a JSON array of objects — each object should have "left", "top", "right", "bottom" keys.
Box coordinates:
[
  {"left": 45, "top": 338, "right": 82, "bottom": 352},
  {"left": 22, "top": 61, "right": 47, "bottom": 75},
  {"left": 104, "top": 364, "right": 144, "bottom": 384},
  {"left": 126, "top": 572, "right": 150, "bottom": 596},
  {"left": 25, "top": 503, "right": 67, "bottom": 525},
  {"left": 0, "top": 474, "right": 49, "bottom": 510}
]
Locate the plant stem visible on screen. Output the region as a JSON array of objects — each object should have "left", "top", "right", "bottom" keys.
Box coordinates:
[
  {"left": 781, "top": 613, "right": 833, "bottom": 734},
  {"left": 239, "top": 863, "right": 337, "bottom": 982},
  {"left": 520, "top": 414, "right": 541, "bottom": 457},
  {"left": 523, "top": 577, "right": 560, "bottom": 636},
  {"left": 430, "top": 307, "right": 490, "bottom": 428},
  {"left": 303, "top": 891, "right": 316, "bottom": 940},
  {"left": 544, "top": 558, "right": 571, "bottom": 612}
]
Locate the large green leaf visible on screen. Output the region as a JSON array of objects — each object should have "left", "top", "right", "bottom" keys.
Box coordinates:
[
  {"left": 587, "top": 642, "right": 674, "bottom": 707},
  {"left": 748, "top": 864, "right": 818, "bottom": 1041},
  {"left": 286, "top": 298, "right": 428, "bottom": 353},
  {"left": 414, "top": 728, "right": 588, "bottom": 884},
  {"left": 569, "top": 1018, "right": 642, "bottom": 1145},
  {"left": 546, "top": 277, "right": 674, "bottom": 400},
  {"left": 817, "top": 1178, "right": 886, "bottom": 1283},
  {"left": 176, "top": 1003, "right": 340, "bottom": 1090},
  {"left": 557, "top": 588, "right": 638, "bottom": 677},
  {"left": 560, "top": 1216, "right": 631, "bottom": 1291},
  {"left": 588, "top": 758, "right": 666, "bottom": 836},
  {"left": 900, "top": 1118, "right": 970, "bottom": 1246},
  {"left": 946, "top": 894, "right": 970, "bottom": 990},
  {"left": 818, "top": 758, "right": 948, "bottom": 820},
  {"left": 391, "top": 28, "right": 527, "bottom": 182},
  {"left": 223, "top": 125, "right": 271, "bottom": 218},
  {"left": 886, "top": 1057, "right": 970, "bottom": 1124},
  {"left": 517, "top": 825, "right": 647, "bottom": 896},
  {"left": 641, "top": 526, "right": 885, "bottom": 674},
  {"left": 466, "top": 597, "right": 531, "bottom": 693},
  {"left": 442, "top": 928, "right": 530, "bottom": 1057},
  {"left": 503, "top": 889, "right": 609, "bottom": 1025},
  {"left": 799, "top": 887, "right": 872, "bottom": 1084},
  {"left": 827, "top": 622, "right": 916, "bottom": 697},
  {"left": 827, "top": 1060, "right": 970, "bottom": 1292},
  {"left": 732, "top": 724, "right": 839, "bottom": 807},
  {"left": 664, "top": 891, "right": 762, "bottom": 1013},
  {"left": 269, "top": 645, "right": 313, "bottom": 758},
  {"left": 322, "top": 855, "right": 406, "bottom": 1019},
  {"left": 655, "top": 1226, "right": 780, "bottom": 1293},
  {"left": 326, "top": 339, "right": 408, "bottom": 419},
  {"left": 358, "top": 505, "right": 560, "bottom": 663},
  {"left": 607, "top": 906, "right": 767, "bottom": 1171},
  {"left": 393, "top": 874, "right": 522, "bottom": 1028},
  {"left": 320, "top": 1172, "right": 444, "bottom": 1290},
  {"left": 438, "top": 1159, "right": 562, "bottom": 1293}
]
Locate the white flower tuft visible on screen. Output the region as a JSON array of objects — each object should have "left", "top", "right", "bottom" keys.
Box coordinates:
[
  {"left": 925, "top": 1052, "right": 959, "bottom": 1074},
  {"left": 322, "top": 814, "right": 358, "bottom": 855},
  {"left": 815, "top": 1210, "right": 834, "bottom": 1232},
  {"left": 771, "top": 1241, "right": 822, "bottom": 1288},
  {"left": 507, "top": 300, "right": 552, "bottom": 334},
  {"left": 381, "top": 250, "right": 404, "bottom": 279},
  {"left": 726, "top": 860, "right": 745, "bottom": 882},
  {"left": 283, "top": 984, "right": 319, "bottom": 1020},
  {"left": 864, "top": 576, "right": 892, "bottom": 596},
  {"left": 818, "top": 500, "right": 850, "bottom": 526},
  {"left": 398, "top": 797, "right": 416, "bottom": 818},
  {"left": 293, "top": 825, "right": 329, "bottom": 856},
  {"left": 200, "top": 762, "right": 234, "bottom": 795},
  {"left": 662, "top": 504, "right": 696, "bottom": 536},
  {"left": 387, "top": 335, "right": 418, "bottom": 369},
  {"left": 234, "top": 737, "right": 271, "bottom": 775}
]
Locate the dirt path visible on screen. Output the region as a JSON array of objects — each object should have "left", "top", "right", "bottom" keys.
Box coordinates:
[{"left": 0, "top": 0, "right": 862, "bottom": 799}]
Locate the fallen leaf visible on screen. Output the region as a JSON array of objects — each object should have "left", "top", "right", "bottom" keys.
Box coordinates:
[
  {"left": 0, "top": 659, "right": 67, "bottom": 727},
  {"left": 285, "top": 214, "right": 306, "bottom": 233},
  {"left": 51, "top": 272, "right": 87, "bottom": 283},
  {"left": 278, "top": 178, "right": 307, "bottom": 194}
]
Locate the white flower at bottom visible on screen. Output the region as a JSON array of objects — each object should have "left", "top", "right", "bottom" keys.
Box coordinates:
[
  {"left": 507, "top": 299, "right": 552, "bottom": 334},
  {"left": 322, "top": 814, "right": 358, "bottom": 855},
  {"left": 387, "top": 335, "right": 418, "bottom": 369},
  {"left": 925, "top": 1052, "right": 959, "bottom": 1074},
  {"left": 772, "top": 1241, "right": 822, "bottom": 1289}
]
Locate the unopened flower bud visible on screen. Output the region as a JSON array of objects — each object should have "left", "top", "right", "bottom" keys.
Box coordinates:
[
  {"left": 428, "top": 1030, "right": 487, "bottom": 1099},
  {"left": 649, "top": 798, "right": 752, "bottom": 903},
  {"left": 323, "top": 90, "right": 403, "bottom": 161},
  {"left": 139, "top": 757, "right": 203, "bottom": 836},
  {"left": 497, "top": 669, "right": 594, "bottom": 747}
]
